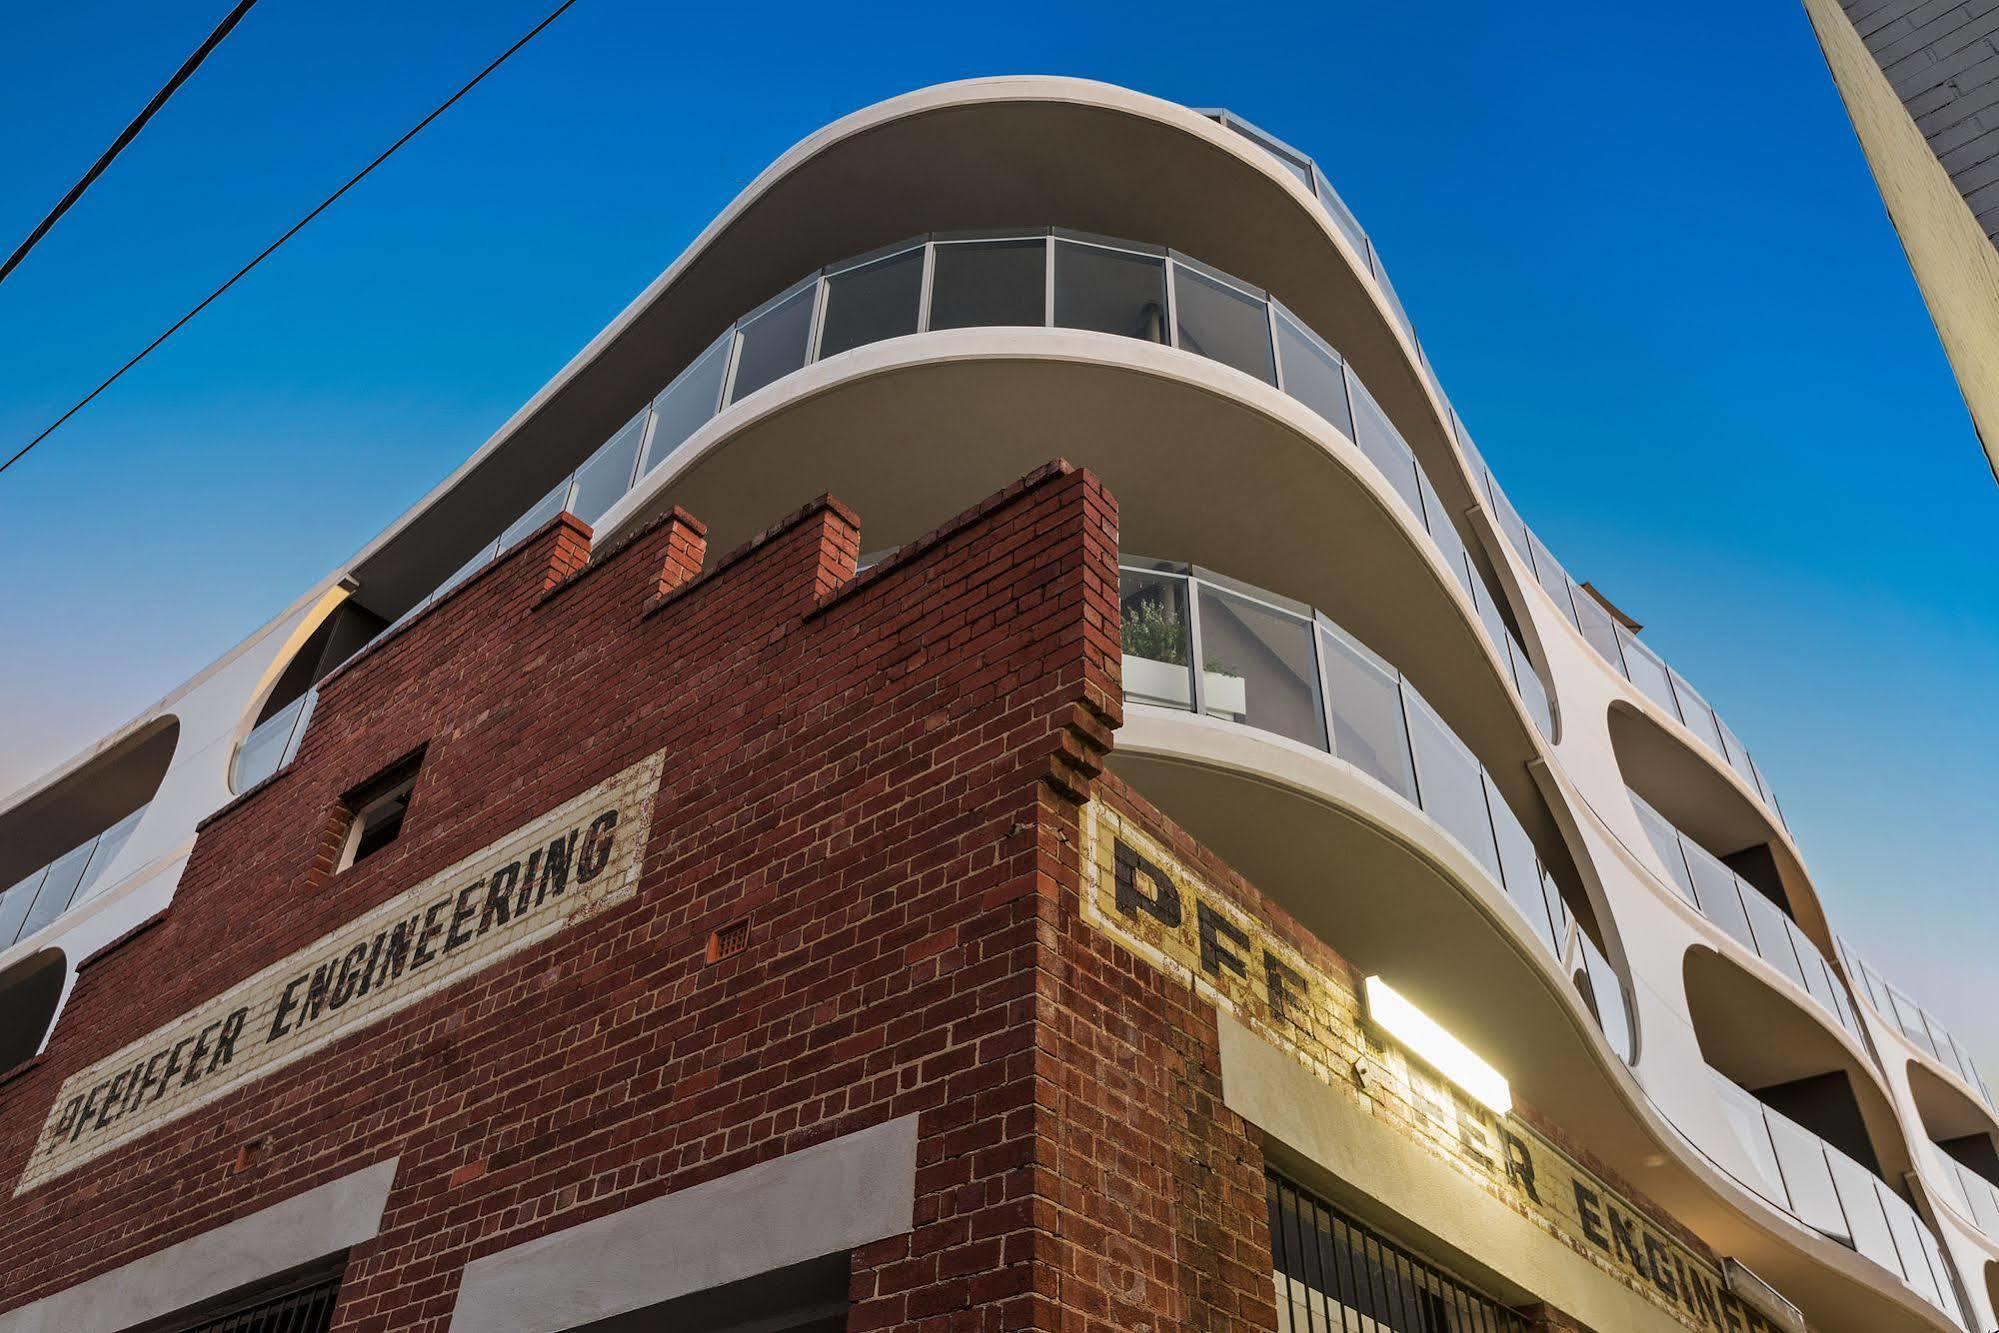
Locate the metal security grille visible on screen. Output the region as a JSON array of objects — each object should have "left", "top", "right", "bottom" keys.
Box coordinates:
[
  {"left": 1268, "top": 1172, "right": 1525, "bottom": 1333},
  {"left": 168, "top": 1272, "right": 341, "bottom": 1333}
]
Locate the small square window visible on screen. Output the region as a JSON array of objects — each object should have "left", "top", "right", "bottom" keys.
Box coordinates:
[{"left": 339, "top": 768, "right": 417, "bottom": 872}]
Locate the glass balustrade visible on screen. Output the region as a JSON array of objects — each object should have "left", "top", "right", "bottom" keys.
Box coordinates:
[
  {"left": 1117, "top": 560, "right": 1625, "bottom": 1053},
  {"left": 395, "top": 230, "right": 1554, "bottom": 752},
  {"left": 1628, "top": 791, "right": 1861, "bottom": 1042},
  {"left": 231, "top": 690, "right": 317, "bottom": 793},
  {"left": 0, "top": 802, "right": 151, "bottom": 951},
  {"left": 1935, "top": 1146, "right": 1999, "bottom": 1240},
  {"left": 1568, "top": 924, "right": 1635, "bottom": 1065},
  {"left": 1457, "top": 419, "right": 1785, "bottom": 828},
  {"left": 1698, "top": 1068, "right": 1966, "bottom": 1325},
  {"left": 1839, "top": 940, "right": 1996, "bottom": 1109}
]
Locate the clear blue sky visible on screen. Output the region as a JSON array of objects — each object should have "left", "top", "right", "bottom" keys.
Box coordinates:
[{"left": 2, "top": 2, "right": 1993, "bottom": 1064}]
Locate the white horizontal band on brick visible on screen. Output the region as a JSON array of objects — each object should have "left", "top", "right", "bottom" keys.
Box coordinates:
[
  {"left": 448, "top": 1114, "right": 919, "bottom": 1333},
  {"left": 0, "top": 1157, "right": 396, "bottom": 1333}
]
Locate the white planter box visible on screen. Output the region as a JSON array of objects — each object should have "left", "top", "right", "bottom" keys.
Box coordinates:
[{"left": 1123, "top": 654, "right": 1248, "bottom": 719}]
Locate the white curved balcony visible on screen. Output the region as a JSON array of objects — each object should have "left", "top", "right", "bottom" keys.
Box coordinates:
[{"left": 1689, "top": 1067, "right": 1968, "bottom": 1326}]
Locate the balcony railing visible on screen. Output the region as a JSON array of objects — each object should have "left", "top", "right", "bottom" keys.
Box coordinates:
[
  {"left": 1932, "top": 1145, "right": 1999, "bottom": 1242},
  {"left": 1118, "top": 560, "right": 1632, "bottom": 1062},
  {"left": 392, "top": 229, "right": 1556, "bottom": 742},
  {"left": 1839, "top": 939, "right": 1995, "bottom": 1110},
  {"left": 1450, "top": 418, "right": 1786, "bottom": 828},
  {"left": 1705, "top": 1069, "right": 1966, "bottom": 1325},
  {"left": 1215, "top": 101, "right": 1790, "bottom": 832},
  {"left": 0, "top": 803, "right": 149, "bottom": 951},
  {"left": 231, "top": 690, "right": 317, "bottom": 793},
  {"left": 1627, "top": 791, "right": 1861, "bottom": 1043}
]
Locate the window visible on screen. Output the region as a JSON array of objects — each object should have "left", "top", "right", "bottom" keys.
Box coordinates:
[
  {"left": 1052, "top": 238, "right": 1167, "bottom": 343},
  {"left": 817, "top": 246, "right": 923, "bottom": 357},
  {"left": 1268, "top": 1172, "right": 1524, "bottom": 1332},
  {"left": 1171, "top": 261, "right": 1274, "bottom": 383},
  {"left": 727, "top": 282, "right": 817, "bottom": 403},
  {"left": 139, "top": 1263, "right": 343, "bottom": 1333},
  {"left": 927, "top": 237, "right": 1045, "bottom": 330},
  {"left": 339, "top": 763, "right": 420, "bottom": 872}
]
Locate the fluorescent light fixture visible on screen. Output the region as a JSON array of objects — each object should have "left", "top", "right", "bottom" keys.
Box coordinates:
[
  {"left": 1363, "top": 976, "right": 1512, "bottom": 1115},
  {"left": 1723, "top": 1259, "right": 1804, "bottom": 1333}
]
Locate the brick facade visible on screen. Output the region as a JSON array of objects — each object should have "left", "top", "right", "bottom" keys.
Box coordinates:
[{"left": 0, "top": 461, "right": 1635, "bottom": 1331}]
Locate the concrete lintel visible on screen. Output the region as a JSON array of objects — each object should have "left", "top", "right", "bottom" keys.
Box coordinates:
[{"left": 448, "top": 1115, "right": 920, "bottom": 1333}]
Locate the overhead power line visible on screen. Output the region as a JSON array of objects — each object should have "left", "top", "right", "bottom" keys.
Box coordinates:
[
  {"left": 0, "top": 0, "right": 262, "bottom": 290},
  {"left": 2, "top": 0, "right": 581, "bottom": 479}
]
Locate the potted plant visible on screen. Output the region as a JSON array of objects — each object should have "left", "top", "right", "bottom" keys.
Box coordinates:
[{"left": 1120, "top": 599, "right": 1247, "bottom": 718}]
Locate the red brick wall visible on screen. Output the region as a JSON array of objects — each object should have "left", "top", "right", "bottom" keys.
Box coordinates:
[{"left": 0, "top": 460, "right": 1245, "bottom": 1333}]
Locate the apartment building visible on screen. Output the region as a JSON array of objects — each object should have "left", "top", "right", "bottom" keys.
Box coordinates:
[{"left": 0, "top": 78, "right": 1991, "bottom": 1332}]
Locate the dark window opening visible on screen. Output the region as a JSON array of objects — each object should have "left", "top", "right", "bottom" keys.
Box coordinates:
[
  {"left": 131, "top": 1260, "right": 342, "bottom": 1333},
  {"left": 1751, "top": 1071, "right": 1882, "bottom": 1178},
  {"left": 254, "top": 604, "right": 389, "bottom": 731},
  {"left": 1268, "top": 1171, "right": 1524, "bottom": 1332},
  {"left": 568, "top": 1251, "right": 850, "bottom": 1332},
  {"left": 340, "top": 758, "right": 422, "bottom": 872}
]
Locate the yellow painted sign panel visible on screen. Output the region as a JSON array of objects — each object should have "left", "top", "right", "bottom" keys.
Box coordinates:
[
  {"left": 21, "top": 750, "right": 664, "bottom": 1195},
  {"left": 1080, "top": 799, "right": 1799, "bottom": 1333}
]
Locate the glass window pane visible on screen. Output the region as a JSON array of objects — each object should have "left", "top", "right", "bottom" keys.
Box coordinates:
[
  {"left": 1568, "top": 582, "right": 1627, "bottom": 671},
  {"left": 1271, "top": 307, "right": 1353, "bottom": 438},
  {"left": 819, "top": 247, "right": 923, "bottom": 358},
  {"left": 1890, "top": 988, "right": 1939, "bottom": 1057},
  {"left": 1786, "top": 921, "right": 1845, "bottom": 1028},
  {"left": 235, "top": 706, "right": 293, "bottom": 791},
  {"left": 75, "top": 804, "right": 146, "bottom": 902},
  {"left": 1881, "top": 1191, "right": 1943, "bottom": 1305},
  {"left": 1053, "top": 241, "right": 1167, "bottom": 343},
  {"left": 1710, "top": 1075, "right": 1788, "bottom": 1207},
  {"left": 928, "top": 238, "right": 1045, "bottom": 330},
  {"left": 1416, "top": 473, "right": 1472, "bottom": 597},
  {"left": 1195, "top": 585, "right": 1326, "bottom": 749},
  {"left": 1485, "top": 485, "right": 1532, "bottom": 566},
  {"left": 497, "top": 480, "right": 570, "bottom": 553},
  {"left": 1314, "top": 177, "right": 1369, "bottom": 258},
  {"left": 1372, "top": 257, "right": 1417, "bottom": 344},
  {"left": 1576, "top": 932, "right": 1633, "bottom": 1063},
  {"left": 1764, "top": 1112, "right": 1848, "bottom": 1240},
  {"left": 1119, "top": 568, "right": 1194, "bottom": 711},
  {"left": 1487, "top": 785, "right": 1557, "bottom": 953},
  {"left": 1318, "top": 624, "right": 1415, "bottom": 802},
  {"left": 728, "top": 282, "right": 817, "bottom": 402},
  {"left": 1668, "top": 669, "right": 1725, "bottom": 755},
  {"left": 1345, "top": 374, "right": 1422, "bottom": 516},
  {"left": 1740, "top": 888, "right": 1811, "bottom": 992},
  {"left": 1505, "top": 635, "right": 1556, "bottom": 741},
  {"left": 1465, "top": 567, "right": 1510, "bottom": 659},
  {"left": 19, "top": 839, "right": 96, "bottom": 939},
  {"left": 0, "top": 868, "right": 47, "bottom": 947},
  {"left": 569, "top": 408, "right": 648, "bottom": 525},
  {"left": 1171, "top": 262, "right": 1273, "bottom": 383},
  {"left": 1828, "top": 1151, "right": 1900, "bottom": 1271},
  {"left": 1616, "top": 628, "right": 1681, "bottom": 720},
  {"left": 1404, "top": 693, "right": 1501, "bottom": 880},
  {"left": 1525, "top": 532, "right": 1581, "bottom": 629},
  {"left": 1689, "top": 851, "right": 1757, "bottom": 954},
  {"left": 1714, "top": 716, "right": 1761, "bottom": 792},
  {"left": 1628, "top": 793, "right": 1698, "bottom": 907},
  {"left": 642, "top": 332, "right": 731, "bottom": 474}
]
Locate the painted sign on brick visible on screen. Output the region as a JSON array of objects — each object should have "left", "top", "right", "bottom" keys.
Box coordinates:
[
  {"left": 19, "top": 750, "right": 665, "bottom": 1196},
  {"left": 1080, "top": 798, "right": 1803, "bottom": 1333}
]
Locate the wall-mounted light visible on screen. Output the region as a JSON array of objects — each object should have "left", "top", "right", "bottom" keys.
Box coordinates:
[
  {"left": 1363, "top": 976, "right": 1511, "bottom": 1115},
  {"left": 1723, "top": 1258, "right": 1804, "bottom": 1333}
]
